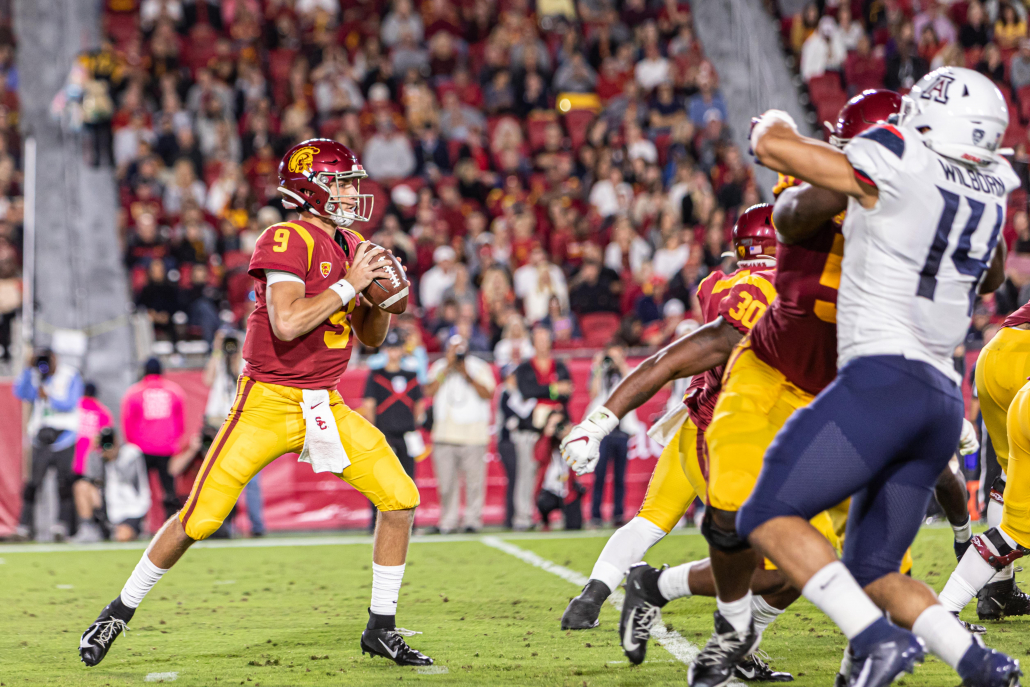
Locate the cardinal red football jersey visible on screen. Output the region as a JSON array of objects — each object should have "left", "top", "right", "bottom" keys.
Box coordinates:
[
  {"left": 1004, "top": 302, "right": 1030, "bottom": 328},
  {"left": 684, "top": 268, "right": 777, "bottom": 432},
  {"left": 242, "top": 220, "right": 364, "bottom": 389},
  {"left": 748, "top": 218, "right": 843, "bottom": 396}
]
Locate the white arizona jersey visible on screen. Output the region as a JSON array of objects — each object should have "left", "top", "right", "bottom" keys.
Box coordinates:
[{"left": 838, "top": 122, "right": 1020, "bottom": 383}]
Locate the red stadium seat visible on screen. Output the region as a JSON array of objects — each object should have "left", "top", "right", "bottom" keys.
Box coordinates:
[
  {"left": 579, "top": 312, "right": 621, "bottom": 347},
  {"left": 564, "top": 109, "right": 596, "bottom": 151},
  {"left": 527, "top": 110, "right": 558, "bottom": 151},
  {"left": 807, "top": 73, "right": 844, "bottom": 100},
  {"left": 1018, "top": 85, "right": 1030, "bottom": 124}
]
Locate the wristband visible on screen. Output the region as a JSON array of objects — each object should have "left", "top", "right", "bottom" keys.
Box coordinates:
[
  {"left": 749, "top": 109, "right": 798, "bottom": 155},
  {"left": 328, "top": 279, "right": 357, "bottom": 307},
  {"left": 586, "top": 406, "right": 620, "bottom": 435}
]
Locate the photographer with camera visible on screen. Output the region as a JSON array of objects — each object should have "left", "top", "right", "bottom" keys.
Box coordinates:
[
  {"left": 424, "top": 334, "right": 496, "bottom": 534},
  {"left": 74, "top": 427, "right": 151, "bottom": 542},
  {"left": 535, "top": 410, "right": 584, "bottom": 530},
  {"left": 13, "top": 347, "right": 84, "bottom": 540},
  {"left": 202, "top": 329, "right": 264, "bottom": 536},
  {"left": 587, "top": 342, "right": 639, "bottom": 527}
]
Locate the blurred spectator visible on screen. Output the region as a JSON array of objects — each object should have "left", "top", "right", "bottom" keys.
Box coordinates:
[
  {"left": 1011, "top": 39, "right": 1030, "bottom": 90},
  {"left": 0, "top": 237, "right": 19, "bottom": 363},
  {"left": 440, "top": 263, "right": 478, "bottom": 314},
  {"left": 421, "top": 245, "right": 459, "bottom": 310},
  {"left": 163, "top": 158, "right": 207, "bottom": 215},
  {"left": 496, "top": 363, "right": 533, "bottom": 528},
  {"left": 885, "top": 22, "right": 929, "bottom": 91},
  {"left": 494, "top": 312, "right": 535, "bottom": 367},
  {"left": 513, "top": 325, "right": 572, "bottom": 530},
  {"left": 361, "top": 330, "right": 424, "bottom": 531},
  {"left": 643, "top": 297, "right": 687, "bottom": 347},
  {"left": 540, "top": 295, "right": 582, "bottom": 344},
  {"left": 382, "top": 0, "right": 424, "bottom": 48},
  {"left": 13, "top": 348, "right": 84, "bottom": 540},
  {"left": 634, "top": 42, "right": 670, "bottom": 92},
  {"left": 652, "top": 230, "right": 691, "bottom": 280},
  {"left": 961, "top": 2, "right": 992, "bottom": 49},
  {"left": 73, "top": 427, "right": 150, "bottom": 543},
  {"left": 513, "top": 245, "right": 569, "bottom": 323},
  {"left": 687, "top": 71, "right": 727, "bottom": 127},
  {"left": 977, "top": 43, "right": 1006, "bottom": 82},
  {"left": 136, "top": 259, "right": 179, "bottom": 340},
  {"left": 569, "top": 243, "right": 623, "bottom": 315},
  {"left": 790, "top": 3, "right": 821, "bottom": 55},
  {"left": 180, "top": 263, "right": 222, "bottom": 343},
  {"left": 604, "top": 216, "right": 652, "bottom": 278},
  {"left": 121, "top": 357, "right": 186, "bottom": 519},
  {"left": 995, "top": 2, "right": 1027, "bottom": 49},
  {"left": 801, "top": 16, "right": 846, "bottom": 81},
  {"left": 74, "top": 382, "right": 113, "bottom": 478},
  {"left": 535, "top": 410, "right": 583, "bottom": 530},
  {"left": 587, "top": 343, "right": 638, "bottom": 527},
  {"left": 845, "top": 35, "right": 887, "bottom": 94},
  {"left": 202, "top": 330, "right": 264, "bottom": 536},
  {"left": 425, "top": 334, "right": 495, "bottom": 534},
  {"left": 837, "top": 6, "right": 864, "bottom": 51},
  {"left": 589, "top": 167, "right": 633, "bottom": 218},
  {"left": 914, "top": 0, "right": 958, "bottom": 47},
  {"left": 364, "top": 119, "right": 417, "bottom": 180},
  {"left": 555, "top": 53, "right": 599, "bottom": 93}
]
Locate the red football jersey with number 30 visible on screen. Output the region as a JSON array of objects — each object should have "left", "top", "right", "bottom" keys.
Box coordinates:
[
  {"left": 242, "top": 220, "right": 364, "bottom": 389},
  {"left": 683, "top": 267, "right": 777, "bottom": 432}
]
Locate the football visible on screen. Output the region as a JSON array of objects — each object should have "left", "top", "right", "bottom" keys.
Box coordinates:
[{"left": 362, "top": 243, "right": 410, "bottom": 314}]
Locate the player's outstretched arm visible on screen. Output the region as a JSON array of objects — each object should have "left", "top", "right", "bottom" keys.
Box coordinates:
[
  {"left": 267, "top": 242, "right": 389, "bottom": 342},
  {"left": 979, "top": 238, "right": 1007, "bottom": 295},
  {"left": 773, "top": 182, "right": 848, "bottom": 245},
  {"left": 604, "top": 318, "right": 743, "bottom": 418},
  {"left": 751, "top": 111, "right": 878, "bottom": 209}
]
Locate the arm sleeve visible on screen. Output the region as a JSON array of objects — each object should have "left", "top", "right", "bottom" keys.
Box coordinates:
[
  {"left": 13, "top": 368, "right": 36, "bottom": 401},
  {"left": 266, "top": 269, "right": 305, "bottom": 286},
  {"left": 718, "top": 273, "right": 778, "bottom": 334},
  {"left": 843, "top": 125, "right": 906, "bottom": 191},
  {"left": 248, "top": 224, "right": 311, "bottom": 281}
]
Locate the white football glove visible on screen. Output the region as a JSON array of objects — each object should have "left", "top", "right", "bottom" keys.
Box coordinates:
[
  {"left": 749, "top": 109, "right": 799, "bottom": 156},
  {"left": 958, "top": 418, "right": 980, "bottom": 456},
  {"left": 560, "top": 406, "right": 620, "bottom": 476}
]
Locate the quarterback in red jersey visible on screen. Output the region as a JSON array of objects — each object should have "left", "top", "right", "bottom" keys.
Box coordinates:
[{"left": 80, "top": 140, "right": 433, "bottom": 668}]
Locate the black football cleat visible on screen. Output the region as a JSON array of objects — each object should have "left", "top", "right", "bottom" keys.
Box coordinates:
[
  {"left": 978, "top": 578, "right": 1030, "bottom": 621},
  {"left": 619, "top": 563, "right": 667, "bottom": 665},
  {"left": 734, "top": 651, "right": 794, "bottom": 682},
  {"left": 79, "top": 596, "right": 134, "bottom": 666},
  {"left": 688, "top": 612, "right": 760, "bottom": 687},
  {"left": 561, "top": 578, "right": 611, "bottom": 630},
  {"left": 953, "top": 611, "right": 987, "bottom": 635},
  {"left": 360, "top": 626, "right": 433, "bottom": 666}
]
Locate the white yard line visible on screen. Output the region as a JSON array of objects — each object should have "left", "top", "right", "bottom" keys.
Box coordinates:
[
  {"left": 0, "top": 528, "right": 703, "bottom": 555},
  {"left": 481, "top": 535, "right": 742, "bottom": 685},
  {"left": 144, "top": 671, "right": 178, "bottom": 682}
]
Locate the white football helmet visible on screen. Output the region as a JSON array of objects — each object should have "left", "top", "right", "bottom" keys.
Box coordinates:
[{"left": 904, "top": 67, "right": 1008, "bottom": 168}]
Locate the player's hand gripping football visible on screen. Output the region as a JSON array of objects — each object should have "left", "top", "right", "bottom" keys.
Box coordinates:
[
  {"left": 343, "top": 242, "right": 390, "bottom": 293},
  {"left": 958, "top": 418, "right": 980, "bottom": 456},
  {"left": 560, "top": 407, "right": 620, "bottom": 476}
]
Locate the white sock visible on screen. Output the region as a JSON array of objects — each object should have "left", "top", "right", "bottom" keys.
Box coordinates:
[
  {"left": 657, "top": 559, "right": 703, "bottom": 601},
  {"left": 952, "top": 516, "right": 972, "bottom": 544},
  {"left": 370, "top": 563, "right": 405, "bottom": 617},
  {"left": 588, "top": 517, "right": 666, "bottom": 591},
  {"left": 801, "top": 561, "right": 882, "bottom": 640},
  {"left": 939, "top": 535, "right": 1002, "bottom": 612},
  {"left": 717, "top": 590, "right": 754, "bottom": 634},
  {"left": 752, "top": 594, "right": 784, "bottom": 635},
  {"left": 984, "top": 496, "right": 1009, "bottom": 584},
  {"left": 911, "top": 604, "right": 974, "bottom": 671},
  {"left": 120, "top": 553, "right": 169, "bottom": 609},
  {"left": 839, "top": 645, "right": 853, "bottom": 677}
]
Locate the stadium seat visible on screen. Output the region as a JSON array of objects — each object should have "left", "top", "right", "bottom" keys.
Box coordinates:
[
  {"left": 564, "top": 110, "right": 596, "bottom": 151},
  {"left": 527, "top": 110, "right": 558, "bottom": 151},
  {"left": 579, "top": 312, "right": 621, "bottom": 347}
]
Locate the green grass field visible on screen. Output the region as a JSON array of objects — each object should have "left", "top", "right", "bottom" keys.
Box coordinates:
[{"left": 0, "top": 526, "right": 1026, "bottom": 686}]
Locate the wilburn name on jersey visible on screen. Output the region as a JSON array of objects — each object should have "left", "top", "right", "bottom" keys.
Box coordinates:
[{"left": 937, "top": 159, "right": 1009, "bottom": 197}]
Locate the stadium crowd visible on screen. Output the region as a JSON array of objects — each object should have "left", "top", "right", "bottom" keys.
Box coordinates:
[
  {"left": 785, "top": 0, "right": 1030, "bottom": 333},
  {"left": 88, "top": 0, "right": 754, "bottom": 358}
]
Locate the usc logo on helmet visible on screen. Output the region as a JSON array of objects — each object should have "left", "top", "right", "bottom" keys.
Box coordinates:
[{"left": 288, "top": 146, "right": 321, "bottom": 174}]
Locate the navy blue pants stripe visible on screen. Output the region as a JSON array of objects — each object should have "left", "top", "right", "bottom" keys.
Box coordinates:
[{"left": 736, "top": 355, "right": 963, "bottom": 586}]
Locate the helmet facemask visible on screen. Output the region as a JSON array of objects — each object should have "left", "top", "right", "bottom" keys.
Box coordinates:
[{"left": 313, "top": 172, "right": 374, "bottom": 227}]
